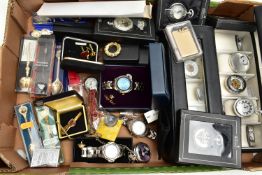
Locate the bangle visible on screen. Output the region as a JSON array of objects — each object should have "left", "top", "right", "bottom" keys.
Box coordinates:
[{"left": 104, "top": 42, "right": 121, "bottom": 57}]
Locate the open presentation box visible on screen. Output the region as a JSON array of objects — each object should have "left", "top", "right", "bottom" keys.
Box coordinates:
[{"left": 1, "top": 0, "right": 262, "bottom": 174}]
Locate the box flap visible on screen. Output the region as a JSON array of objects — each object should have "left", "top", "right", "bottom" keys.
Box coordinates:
[
  {"left": 11, "top": 1, "right": 28, "bottom": 33},
  {"left": 0, "top": 123, "right": 16, "bottom": 149},
  {"left": 45, "top": 94, "right": 83, "bottom": 112}
]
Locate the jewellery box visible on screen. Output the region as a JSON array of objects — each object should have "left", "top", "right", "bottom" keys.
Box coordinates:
[
  {"left": 73, "top": 137, "right": 132, "bottom": 163},
  {"left": 35, "top": 91, "right": 88, "bottom": 139},
  {"left": 61, "top": 36, "right": 104, "bottom": 72},
  {"left": 149, "top": 43, "right": 170, "bottom": 108},
  {"left": 94, "top": 18, "right": 155, "bottom": 42},
  {"left": 102, "top": 43, "right": 139, "bottom": 64},
  {"left": 156, "top": 0, "right": 210, "bottom": 30},
  {"left": 158, "top": 25, "right": 223, "bottom": 162},
  {"left": 99, "top": 65, "right": 152, "bottom": 111},
  {"left": 207, "top": 16, "right": 262, "bottom": 152},
  {"left": 178, "top": 110, "right": 241, "bottom": 168},
  {"left": 15, "top": 37, "right": 38, "bottom": 93}
]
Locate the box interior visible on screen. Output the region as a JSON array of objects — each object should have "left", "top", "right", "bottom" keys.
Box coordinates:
[{"left": 1, "top": 0, "right": 262, "bottom": 173}]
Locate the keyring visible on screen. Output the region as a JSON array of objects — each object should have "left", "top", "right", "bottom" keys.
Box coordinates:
[{"left": 104, "top": 42, "right": 121, "bottom": 57}]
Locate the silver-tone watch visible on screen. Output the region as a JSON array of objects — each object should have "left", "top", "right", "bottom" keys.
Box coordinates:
[
  {"left": 103, "top": 74, "right": 142, "bottom": 95},
  {"left": 229, "top": 53, "right": 250, "bottom": 73},
  {"left": 124, "top": 119, "right": 157, "bottom": 140},
  {"left": 233, "top": 98, "right": 255, "bottom": 117},
  {"left": 184, "top": 60, "right": 199, "bottom": 78},
  {"left": 107, "top": 17, "right": 134, "bottom": 32},
  {"left": 166, "top": 3, "right": 194, "bottom": 21},
  {"left": 79, "top": 141, "right": 123, "bottom": 162}
]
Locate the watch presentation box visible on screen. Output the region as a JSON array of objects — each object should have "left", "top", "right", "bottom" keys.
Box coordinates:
[
  {"left": 149, "top": 43, "right": 170, "bottom": 108},
  {"left": 99, "top": 65, "right": 152, "bottom": 111},
  {"left": 207, "top": 16, "right": 262, "bottom": 153},
  {"left": 156, "top": 0, "right": 210, "bottom": 30},
  {"left": 61, "top": 36, "right": 104, "bottom": 72},
  {"left": 14, "top": 102, "right": 43, "bottom": 164},
  {"left": 73, "top": 137, "right": 132, "bottom": 163},
  {"left": 103, "top": 43, "right": 139, "bottom": 64},
  {"left": 36, "top": 91, "right": 88, "bottom": 139},
  {"left": 94, "top": 18, "right": 156, "bottom": 42},
  {"left": 159, "top": 25, "right": 223, "bottom": 162},
  {"left": 178, "top": 110, "right": 241, "bottom": 169},
  {"left": 29, "top": 36, "right": 55, "bottom": 97},
  {"left": 15, "top": 37, "right": 38, "bottom": 93}
]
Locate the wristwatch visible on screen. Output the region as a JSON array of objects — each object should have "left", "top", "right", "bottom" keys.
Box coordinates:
[
  {"left": 233, "top": 98, "right": 255, "bottom": 117},
  {"left": 229, "top": 53, "right": 250, "bottom": 73},
  {"left": 107, "top": 17, "right": 134, "bottom": 32},
  {"left": 166, "top": 3, "right": 194, "bottom": 21},
  {"left": 133, "top": 142, "right": 151, "bottom": 163},
  {"left": 79, "top": 142, "right": 124, "bottom": 162},
  {"left": 124, "top": 119, "right": 157, "bottom": 140},
  {"left": 225, "top": 75, "right": 246, "bottom": 94},
  {"left": 103, "top": 74, "right": 142, "bottom": 95}
]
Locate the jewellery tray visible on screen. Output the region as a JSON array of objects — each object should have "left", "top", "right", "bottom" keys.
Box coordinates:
[
  {"left": 178, "top": 110, "right": 241, "bottom": 168},
  {"left": 99, "top": 65, "right": 152, "bottom": 111},
  {"left": 15, "top": 37, "right": 38, "bottom": 93},
  {"left": 73, "top": 137, "right": 132, "bottom": 163},
  {"left": 61, "top": 36, "right": 104, "bottom": 72},
  {"left": 158, "top": 25, "right": 223, "bottom": 163},
  {"left": 156, "top": 0, "right": 210, "bottom": 30},
  {"left": 35, "top": 91, "right": 88, "bottom": 139},
  {"left": 14, "top": 102, "right": 43, "bottom": 164},
  {"left": 94, "top": 18, "right": 156, "bottom": 42},
  {"left": 207, "top": 17, "right": 262, "bottom": 152}
]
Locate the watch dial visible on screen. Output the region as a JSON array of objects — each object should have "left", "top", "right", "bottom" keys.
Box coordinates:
[
  {"left": 131, "top": 120, "right": 146, "bottom": 136},
  {"left": 229, "top": 53, "right": 250, "bottom": 73},
  {"left": 225, "top": 75, "right": 246, "bottom": 94},
  {"left": 103, "top": 143, "right": 120, "bottom": 161},
  {"left": 116, "top": 77, "right": 132, "bottom": 91},
  {"left": 184, "top": 60, "right": 199, "bottom": 78},
  {"left": 168, "top": 3, "right": 187, "bottom": 20},
  {"left": 234, "top": 98, "right": 255, "bottom": 117},
  {"left": 85, "top": 77, "right": 98, "bottom": 90}
]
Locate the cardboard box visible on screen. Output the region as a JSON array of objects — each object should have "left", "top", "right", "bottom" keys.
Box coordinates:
[{"left": 1, "top": 0, "right": 262, "bottom": 173}]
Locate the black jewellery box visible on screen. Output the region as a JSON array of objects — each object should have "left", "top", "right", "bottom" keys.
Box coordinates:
[
  {"left": 158, "top": 25, "right": 223, "bottom": 162},
  {"left": 156, "top": 0, "right": 210, "bottom": 30},
  {"left": 207, "top": 14, "right": 262, "bottom": 153},
  {"left": 99, "top": 65, "right": 152, "bottom": 111},
  {"left": 34, "top": 91, "right": 88, "bottom": 139},
  {"left": 94, "top": 18, "right": 156, "bottom": 43},
  {"left": 61, "top": 36, "right": 104, "bottom": 72},
  {"left": 177, "top": 110, "right": 241, "bottom": 169}
]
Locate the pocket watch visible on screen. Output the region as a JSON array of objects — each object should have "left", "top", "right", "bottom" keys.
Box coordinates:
[
  {"left": 233, "top": 98, "right": 255, "bottom": 117},
  {"left": 225, "top": 75, "right": 246, "bottom": 94},
  {"left": 229, "top": 53, "right": 250, "bottom": 73},
  {"left": 125, "top": 119, "right": 157, "bottom": 140},
  {"left": 184, "top": 60, "right": 199, "bottom": 78},
  {"left": 103, "top": 74, "right": 142, "bottom": 95},
  {"left": 79, "top": 141, "right": 123, "bottom": 162},
  {"left": 85, "top": 77, "right": 98, "bottom": 91},
  {"left": 107, "top": 17, "right": 134, "bottom": 32},
  {"left": 166, "top": 3, "right": 194, "bottom": 21}
]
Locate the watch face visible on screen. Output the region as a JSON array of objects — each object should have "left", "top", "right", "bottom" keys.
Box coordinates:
[
  {"left": 168, "top": 3, "right": 187, "bottom": 20},
  {"left": 103, "top": 142, "right": 121, "bottom": 162},
  {"left": 184, "top": 60, "right": 199, "bottom": 78},
  {"left": 104, "top": 114, "right": 118, "bottom": 127},
  {"left": 229, "top": 53, "right": 250, "bottom": 73},
  {"left": 225, "top": 75, "right": 246, "bottom": 94},
  {"left": 115, "top": 74, "right": 133, "bottom": 94},
  {"left": 113, "top": 17, "right": 134, "bottom": 31},
  {"left": 134, "top": 142, "right": 151, "bottom": 162},
  {"left": 234, "top": 98, "right": 255, "bottom": 117},
  {"left": 131, "top": 120, "right": 147, "bottom": 136},
  {"left": 85, "top": 77, "right": 98, "bottom": 90}
]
